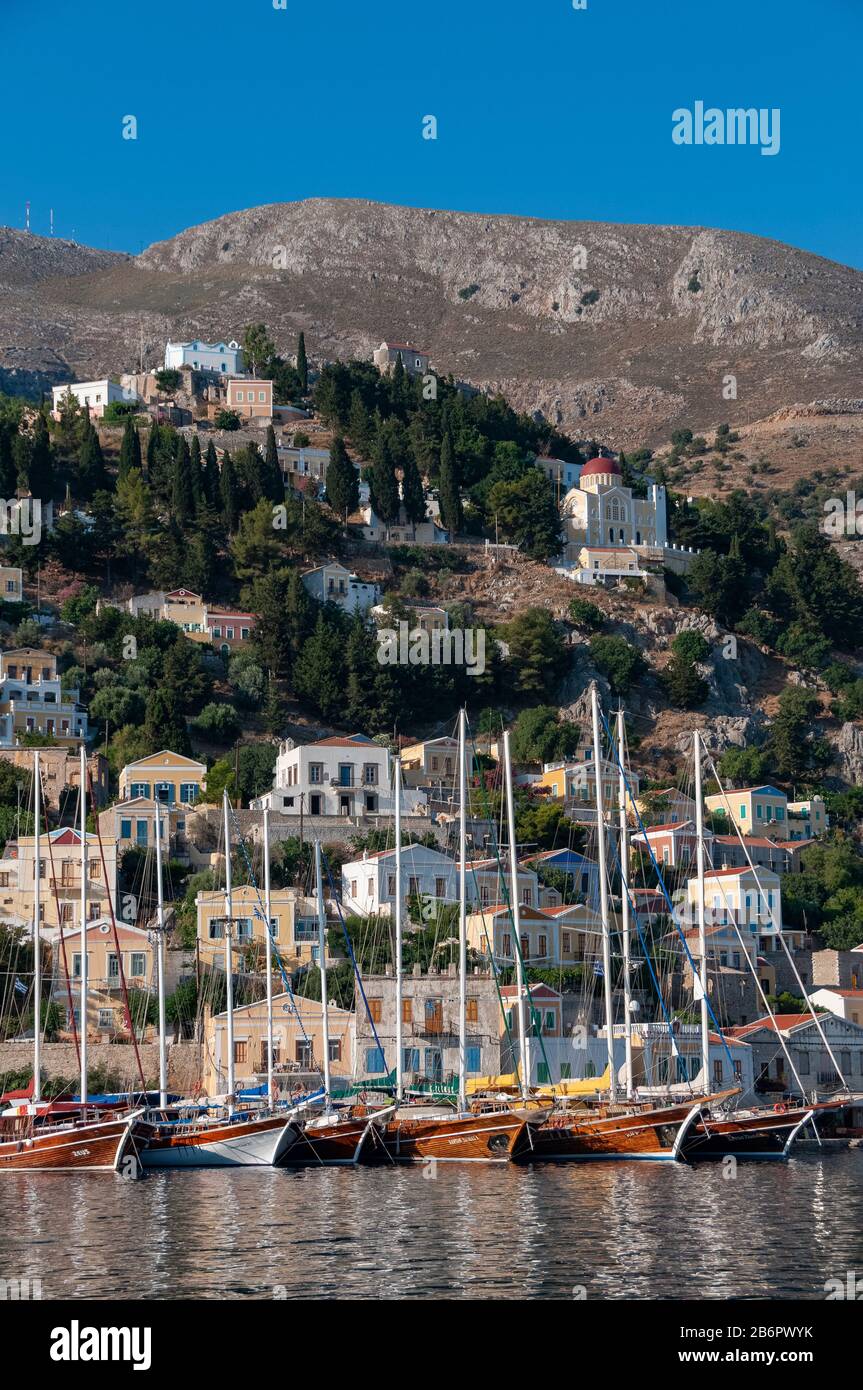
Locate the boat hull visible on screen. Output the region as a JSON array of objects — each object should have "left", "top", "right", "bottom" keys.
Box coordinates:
[
  {"left": 513, "top": 1101, "right": 702, "bottom": 1162},
  {"left": 280, "top": 1117, "right": 376, "bottom": 1166},
  {"left": 371, "top": 1111, "right": 527, "bottom": 1163},
  {"left": 680, "top": 1107, "right": 816, "bottom": 1161},
  {"left": 0, "top": 1111, "right": 140, "bottom": 1173},
  {"left": 138, "top": 1113, "right": 299, "bottom": 1168}
]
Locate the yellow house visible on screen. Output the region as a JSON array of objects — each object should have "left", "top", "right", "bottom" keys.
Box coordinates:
[
  {"left": 0, "top": 826, "right": 117, "bottom": 929},
  {"left": 704, "top": 784, "right": 788, "bottom": 836},
  {"left": 196, "top": 885, "right": 321, "bottom": 970},
  {"left": 0, "top": 566, "right": 23, "bottom": 603},
  {"left": 204, "top": 992, "right": 355, "bottom": 1095},
  {"left": 466, "top": 902, "right": 603, "bottom": 968},
  {"left": 399, "top": 735, "right": 459, "bottom": 787},
  {"left": 45, "top": 920, "right": 154, "bottom": 1036},
  {"left": 226, "top": 378, "right": 273, "bottom": 418},
  {"left": 118, "top": 750, "right": 206, "bottom": 806}
]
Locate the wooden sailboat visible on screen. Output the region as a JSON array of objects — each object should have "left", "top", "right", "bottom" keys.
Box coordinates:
[
  {"left": 281, "top": 840, "right": 393, "bottom": 1165},
  {"left": 371, "top": 710, "right": 528, "bottom": 1164},
  {"left": 0, "top": 749, "right": 142, "bottom": 1173},
  {"left": 137, "top": 792, "right": 300, "bottom": 1167}
]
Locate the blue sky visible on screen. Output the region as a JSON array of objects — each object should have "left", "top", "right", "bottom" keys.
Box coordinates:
[{"left": 4, "top": 0, "right": 861, "bottom": 265}]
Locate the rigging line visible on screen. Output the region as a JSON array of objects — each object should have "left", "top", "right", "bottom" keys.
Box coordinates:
[
  {"left": 87, "top": 769, "right": 147, "bottom": 1092},
  {"left": 703, "top": 747, "right": 849, "bottom": 1094},
  {"left": 225, "top": 803, "right": 315, "bottom": 1052},
  {"left": 322, "top": 849, "right": 391, "bottom": 1083},
  {"left": 466, "top": 727, "right": 552, "bottom": 1080},
  {"left": 42, "top": 801, "right": 80, "bottom": 1063},
  {"left": 598, "top": 706, "right": 736, "bottom": 1069}
]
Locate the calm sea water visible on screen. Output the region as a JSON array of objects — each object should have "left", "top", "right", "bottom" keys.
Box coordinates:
[{"left": 2, "top": 1151, "right": 861, "bottom": 1300}]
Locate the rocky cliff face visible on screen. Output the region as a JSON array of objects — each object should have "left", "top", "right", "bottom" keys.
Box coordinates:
[{"left": 2, "top": 199, "right": 863, "bottom": 443}]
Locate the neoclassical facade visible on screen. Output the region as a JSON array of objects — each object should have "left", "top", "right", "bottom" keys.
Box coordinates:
[{"left": 561, "top": 456, "right": 667, "bottom": 557}]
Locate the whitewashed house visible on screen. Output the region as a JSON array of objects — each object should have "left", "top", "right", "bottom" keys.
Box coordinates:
[
  {"left": 255, "top": 734, "right": 427, "bottom": 818},
  {"left": 301, "top": 562, "right": 380, "bottom": 616},
  {"left": 164, "top": 339, "right": 244, "bottom": 374},
  {"left": 51, "top": 380, "right": 131, "bottom": 420}
]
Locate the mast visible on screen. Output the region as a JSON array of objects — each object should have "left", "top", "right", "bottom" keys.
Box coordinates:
[
  {"left": 154, "top": 798, "right": 168, "bottom": 1109},
  {"left": 79, "top": 744, "right": 88, "bottom": 1110},
  {"left": 263, "top": 805, "right": 274, "bottom": 1111},
  {"left": 457, "top": 707, "right": 468, "bottom": 1113},
  {"left": 222, "top": 791, "right": 235, "bottom": 1107},
  {"left": 693, "top": 729, "right": 711, "bottom": 1090},
  {"left": 616, "top": 710, "right": 634, "bottom": 1098},
  {"left": 33, "top": 751, "right": 41, "bottom": 1104},
  {"left": 393, "top": 755, "right": 403, "bottom": 1103},
  {"left": 590, "top": 685, "right": 617, "bottom": 1102},
  {"left": 314, "top": 840, "right": 332, "bottom": 1105},
  {"left": 503, "top": 730, "right": 529, "bottom": 1098}
]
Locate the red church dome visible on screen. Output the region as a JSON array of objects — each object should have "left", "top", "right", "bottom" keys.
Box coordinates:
[{"left": 580, "top": 455, "right": 621, "bottom": 479}]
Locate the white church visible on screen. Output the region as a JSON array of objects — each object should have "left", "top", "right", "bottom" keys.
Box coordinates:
[{"left": 558, "top": 455, "right": 696, "bottom": 584}]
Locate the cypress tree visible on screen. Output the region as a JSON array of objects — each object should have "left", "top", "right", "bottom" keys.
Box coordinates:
[
  {"left": 145, "top": 422, "right": 159, "bottom": 481},
  {"left": 118, "top": 416, "right": 142, "bottom": 480},
  {"left": 347, "top": 390, "right": 374, "bottom": 458},
  {"left": 220, "top": 448, "right": 240, "bottom": 532},
  {"left": 171, "top": 436, "right": 194, "bottom": 525},
  {"left": 203, "top": 440, "right": 220, "bottom": 506},
  {"left": 297, "top": 331, "right": 308, "bottom": 394},
  {"left": 144, "top": 686, "right": 191, "bottom": 756},
  {"left": 28, "top": 414, "right": 55, "bottom": 498},
  {"left": 77, "top": 418, "right": 108, "bottom": 499},
  {"left": 438, "top": 429, "right": 462, "bottom": 534},
  {"left": 189, "top": 433, "right": 203, "bottom": 508},
  {"left": 262, "top": 425, "right": 284, "bottom": 503},
  {"left": 0, "top": 425, "right": 16, "bottom": 497},
  {"left": 325, "top": 435, "right": 359, "bottom": 520},
  {"left": 369, "top": 433, "right": 400, "bottom": 524},
  {"left": 401, "top": 453, "right": 426, "bottom": 525}
]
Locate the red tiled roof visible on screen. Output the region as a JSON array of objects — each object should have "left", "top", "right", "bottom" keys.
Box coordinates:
[
  {"left": 730, "top": 1013, "right": 815, "bottom": 1038},
  {"left": 581, "top": 456, "right": 621, "bottom": 478}
]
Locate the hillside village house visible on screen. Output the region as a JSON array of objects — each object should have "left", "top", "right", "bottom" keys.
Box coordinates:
[
  {"left": 340, "top": 845, "right": 550, "bottom": 918},
  {"left": 196, "top": 885, "right": 321, "bottom": 971},
  {"left": 730, "top": 1012, "right": 863, "bottom": 1104},
  {"left": 226, "top": 378, "right": 273, "bottom": 419},
  {"left": 466, "top": 902, "right": 604, "bottom": 969},
  {"left": 301, "top": 562, "right": 380, "bottom": 616},
  {"left": 117, "top": 588, "right": 255, "bottom": 653},
  {"left": 0, "top": 566, "right": 23, "bottom": 602},
  {"left": 354, "top": 501, "right": 450, "bottom": 545},
  {"left": 702, "top": 785, "right": 829, "bottom": 841},
  {"left": 0, "top": 827, "right": 118, "bottom": 930},
  {"left": 399, "top": 735, "right": 459, "bottom": 787},
  {"left": 278, "top": 445, "right": 332, "bottom": 493},
  {"left": 164, "top": 339, "right": 244, "bottom": 374},
  {"left": 683, "top": 865, "right": 805, "bottom": 970},
  {"left": 521, "top": 847, "right": 600, "bottom": 904},
  {"left": 0, "top": 747, "right": 108, "bottom": 810},
  {"left": 535, "top": 755, "right": 641, "bottom": 805},
  {"left": 709, "top": 834, "right": 804, "bottom": 875},
  {"left": 99, "top": 796, "right": 189, "bottom": 863},
  {"left": 205, "top": 993, "right": 355, "bottom": 1096},
  {"left": 631, "top": 820, "right": 707, "bottom": 870},
  {"left": 45, "top": 920, "right": 154, "bottom": 1036},
  {"left": 256, "top": 735, "right": 426, "bottom": 818},
  {"left": 373, "top": 341, "right": 430, "bottom": 377},
  {"left": 535, "top": 456, "right": 582, "bottom": 496},
  {"left": 631, "top": 788, "right": 698, "bottom": 826},
  {"left": 372, "top": 601, "right": 449, "bottom": 636},
  {"left": 786, "top": 798, "right": 829, "bottom": 840},
  {"left": 51, "top": 379, "right": 133, "bottom": 420},
  {"left": 356, "top": 967, "right": 500, "bottom": 1084},
  {"left": 118, "top": 750, "right": 206, "bottom": 806},
  {"left": 810, "top": 988, "right": 863, "bottom": 1027},
  {"left": 0, "top": 648, "right": 88, "bottom": 747}
]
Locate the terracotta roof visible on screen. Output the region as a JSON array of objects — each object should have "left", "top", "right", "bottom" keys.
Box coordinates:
[
  {"left": 730, "top": 1013, "right": 815, "bottom": 1038},
  {"left": 580, "top": 456, "right": 621, "bottom": 478}
]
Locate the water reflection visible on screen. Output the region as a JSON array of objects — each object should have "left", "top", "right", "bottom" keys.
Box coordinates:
[{"left": 1, "top": 1153, "right": 861, "bottom": 1300}]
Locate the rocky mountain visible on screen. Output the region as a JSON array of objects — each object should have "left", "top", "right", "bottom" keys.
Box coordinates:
[{"left": 2, "top": 199, "right": 863, "bottom": 447}]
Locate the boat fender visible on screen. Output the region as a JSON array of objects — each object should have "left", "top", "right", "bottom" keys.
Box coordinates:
[{"left": 773, "top": 1102, "right": 787, "bottom": 1114}]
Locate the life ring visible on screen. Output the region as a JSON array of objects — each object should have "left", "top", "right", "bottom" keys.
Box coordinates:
[{"left": 773, "top": 1102, "right": 787, "bottom": 1114}]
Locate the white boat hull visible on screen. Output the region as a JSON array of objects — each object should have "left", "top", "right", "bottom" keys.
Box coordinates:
[{"left": 139, "top": 1116, "right": 300, "bottom": 1168}]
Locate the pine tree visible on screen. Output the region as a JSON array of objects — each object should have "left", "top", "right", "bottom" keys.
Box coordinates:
[
  {"left": 297, "top": 331, "right": 308, "bottom": 394},
  {"left": 118, "top": 417, "right": 142, "bottom": 481},
  {"left": 325, "top": 436, "right": 358, "bottom": 520},
  {"left": 220, "top": 449, "right": 240, "bottom": 532},
  {"left": 438, "top": 429, "right": 462, "bottom": 534},
  {"left": 401, "top": 453, "right": 426, "bottom": 524},
  {"left": 369, "top": 433, "right": 400, "bottom": 524},
  {"left": 293, "top": 611, "right": 347, "bottom": 722}
]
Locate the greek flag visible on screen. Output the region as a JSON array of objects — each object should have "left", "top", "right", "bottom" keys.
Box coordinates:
[
  {"left": 14, "top": 978, "right": 27, "bottom": 996},
  {"left": 593, "top": 960, "right": 604, "bottom": 978}
]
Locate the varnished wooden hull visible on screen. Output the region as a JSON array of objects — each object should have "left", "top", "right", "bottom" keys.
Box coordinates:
[
  {"left": 513, "top": 1101, "right": 700, "bottom": 1162},
  {"left": 280, "top": 1117, "right": 376, "bottom": 1166},
  {"left": 681, "top": 1107, "right": 816, "bottom": 1160},
  {"left": 137, "top": 1112, "right": 299, "bottom": 1167},
  {"left": 372, "top": 1111, "right": 527, "bottom": 1163},
  {"left": 0, "top": 1112, "right": 139, "bottom": 1172}
]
